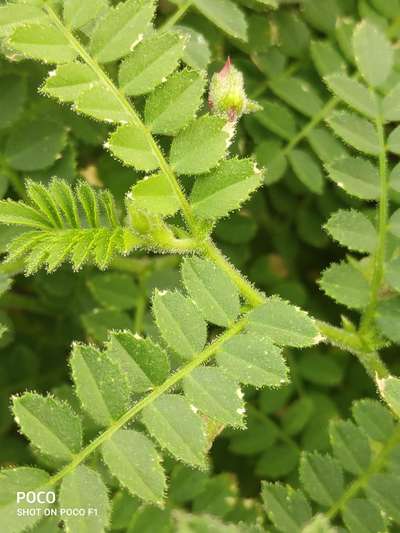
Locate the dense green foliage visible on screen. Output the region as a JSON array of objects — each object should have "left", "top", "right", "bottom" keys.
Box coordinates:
[{"left": 1, "top": 0, "right": 400, "bottom": 531}]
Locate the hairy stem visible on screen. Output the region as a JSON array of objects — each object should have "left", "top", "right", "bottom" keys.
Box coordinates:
[
  {"left": 325, "top": 423, "right": 400, "bottom": 520},
  {"left": 47, "top": 317, "right": 247, "bottom": 487},
  {"left": 360, "top": 112, "right": 389, "bottom": 333}
]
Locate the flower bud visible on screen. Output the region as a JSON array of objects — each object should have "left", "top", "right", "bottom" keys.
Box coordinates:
[{"left": 208, "top": 58, "right": 261, "bottom": 122}]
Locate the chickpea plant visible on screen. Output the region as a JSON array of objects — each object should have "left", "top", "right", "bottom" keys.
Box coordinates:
[{"left": 0, "top": 0, "right": 400, "bottom": 531}]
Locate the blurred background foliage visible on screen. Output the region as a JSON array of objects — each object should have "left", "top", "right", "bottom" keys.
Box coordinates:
[{"left": 1, "top": 0, "right": 400, "bottom": 530}]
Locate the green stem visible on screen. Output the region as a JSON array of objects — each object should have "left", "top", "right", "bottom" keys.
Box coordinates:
[
  {"left": 326, "top": 424, "right": 400, "bottom": 520},
  {"left": 203, "top": 240, "right": 265, "bottom": 307},
  {"left": 160, "top": 0, "right": 192, "bottom": 32},
  {"left": 360, "top": 113, "right": 389, "bottom": 333},
  {"left": 47, "top": 317, "right": 247, "bottom": 487},
  {"left": 44, "top": 4, "right": 197, "bottom": 233},
  {"left": 280, "top": 96, "right": 339, "bottom": 157}
]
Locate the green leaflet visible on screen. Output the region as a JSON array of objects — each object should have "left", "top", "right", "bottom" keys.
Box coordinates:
[
  {"left": 0, "top": 468, "right": 50, "bottom": 532},
  {"left": 183, "top": 366, "right": 245, "bottom": 427},
  {"left": 190, "top": 158, "right": 263, "bottom": 219},
  {"left": 247, "top": 296, "right": 319, "bottom": 347},
  {"left": 90, "top": 0, "right": 156, "bottom": 63},
  {"left": 269, "top": 76, "right": 323, "bottom": 118},
  {"left": 144, "top": 69, "right": 206, "bottom": 135},
  {"left": 324, "top": 73, "right": 379, "bottom": 119},
  {"left": 131, "top": 172, "right": 180, "bottom": 216},
  {"left": 319, "top": 261, "right": 370, "bottom": 309},
  {"left": 378, "top": 376, "right": 400, "bottom": 418},
  {"left": 330, "top": 419, "right": 371, "bottom": 475},
  {"left": 299, "top": 452, "right": 344, "bottom": 507},
  {"left": 385, "top": 256, "right": 400, "bottom": 292},
  {"left": 8, "top": 23, "right": 77, "bottom": 63},
  {"left": 326, "top": 111, "right": 380, "bottom": 156},
  {"left": 81, "top": 308, "right": 132, "bottom": 343},
  {"left": 192, "top": 0, "right": 248, "bottom": 41},
  {"left": 102, "top": 429, "right": 166, "bottom": 504},
  {"left": 261, "top": 482, "right": 312, "bottom": 533},
  {"left": 0, "top": 74, "right": 26, "bottom": 129},
  {"left": 310, "top": 40, "right": 346, "bottom": 77},
  {"left": 178, "top": 26, "right": 211, "bottom": 71},
  {"left": 5, "top": 119, "right": 67, "bottom": 172},
  {"left": 288, "top": 149, "right": 324, "bottom": 195},
  {"left": 76, "top": 86, "right": 130, "bottom": 123},
  {"left": 376, "top": 298, "right": 400, "bottom": 343},
  {"left": 324, "top": 209, "right": 378, "bottom": 253},
  {"left": 70, "top": 343, "right": 131, "bottom": 428},
  {"left": 308, "top": 126, "right": 347, "bottom": 163},
  {"left": 42, "top": 63, "right": 99, "bottom": 103},
  {"left": 342, "top": 499, "right": 385, "bottom": 533},
  {"left": 88, "top": 272, "right": 139, "bottom": 310},
  {"left": 182, "top": 257, "right": 240, "bottom": 327},
  {"left": 106, "top": 331, "right": 170, "bottom": 393},
  {"left": 152, "top": 290, "right": 207, "bottom": 359},
  {"left": 119, "top": 32, "right": 186, "bottom": 96},
  {"left": 142, "top": 394, "right": 207, "bottom": 468},
  {"left": 387, "top": 125, "right": 400, "bottom": 155},
  {"left": 255, "top": 139, "right": 287, "bottom": 185},
  {"left": 389, "top": 209, "right": 400, "bottom": 238},
  {"left": 366, "top": 474, "right": 400, "bottom": 522},
  {"left": 326, "top": 156, "right": 380, "bottom": 200},
  {"left": 254, "top": 100, "right": 297, "bottom": 141},
  {"left": 108, "top": 124, "right": 159, "bottom": 171},
  {"left": 63, "top": 0, "right": 108, "bottom": 30},
  {"left": 12, "top": 392, "right": 82, "bottom": 463},
  {"left": 0, "top": 4, "right": 47, "bottom": 37},
  {"left": 59, "top": 465, "right": 110, "bottom": 532},
  {"left": 169, "top": 115, "right": 228, "bottom": 175},
  {"left": 352, "top": 398, "right": 394, "bottom": 442},
  {"left": 353, "top": 21, "right": 393, "bottom": 87},
  {"left": 216, "top": 333, "right": 288, "bottom": 387},
  {"left": 382, "top": 82, "right": 400, "bottom": 122}
]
